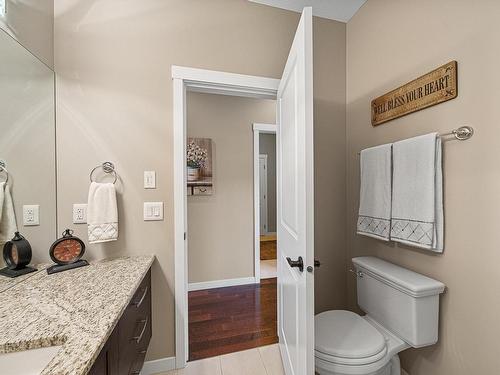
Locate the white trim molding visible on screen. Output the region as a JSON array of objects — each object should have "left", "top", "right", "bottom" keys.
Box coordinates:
[
  {"left": 173, "top": 66, "right": 279, "bottom": 369},
  {"left": 140, "top": 356, "right": 176, "bottom": 375},
  {"left": 172, "top": 66, "right": 279, "bottom": 99},
  {"left": 188, "top": 277, "right": 257, "bottom": 291},
  {"left": 253, "top": 123, "right": 277, "bottom": 133}
]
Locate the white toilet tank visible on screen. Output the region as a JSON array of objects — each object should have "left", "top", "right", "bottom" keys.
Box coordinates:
[{"left": 352, "top": 257, "right": 445, "bottom": 348}]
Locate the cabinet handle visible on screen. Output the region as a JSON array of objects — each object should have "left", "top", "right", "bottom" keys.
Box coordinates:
[
  {"left": 131, "top": 286, "right": 148, "bottom": 308},
  {"left": 132, "top": 318, "right": 148, "bottom": 344}
]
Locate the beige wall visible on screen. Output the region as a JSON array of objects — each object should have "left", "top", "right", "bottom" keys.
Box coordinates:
[
  {"left": 1, "top": 0, "right": 54, "bottom": 68},
  {"left": 346, "top": 1, "right": 500, "bottom": 374},
  {"left": 313, "top": 15, "right": 347, "bottom": 314},
  {"left": 0, "top": 29, "right": 56, "bottom": 265},
  {"left": 187, "top": 92, "right": 275, "bottom": 283},
  {"left": 54, "top": 0, "right": 346, "bottom": 361},
  {"left": 259, "top": 133, "right": 276, "bottom": 233}
]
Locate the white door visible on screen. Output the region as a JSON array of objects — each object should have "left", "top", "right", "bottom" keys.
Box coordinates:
[
  {"left": 259, "top": 154, "right": 268, "bottom": 234},
  {"left": 277, "top": 7, "right": 314, "bottom": 375}
]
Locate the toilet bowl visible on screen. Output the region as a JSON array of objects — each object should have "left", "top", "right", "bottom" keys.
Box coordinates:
[
  {"left": 315, "top": 311, "right": 407, "bottom": 375},
  {"left": 315, "top": 257, "right": 445, "bottom": 375}
]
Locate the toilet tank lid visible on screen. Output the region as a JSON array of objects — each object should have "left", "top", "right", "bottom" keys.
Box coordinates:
[{"left": 352, "top": 257, "right": 445, "bottom": 298}]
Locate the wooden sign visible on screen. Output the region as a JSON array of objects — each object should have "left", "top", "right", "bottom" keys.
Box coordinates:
[{"left": 371, "top": 61, "right": 457, "bottom": 126}]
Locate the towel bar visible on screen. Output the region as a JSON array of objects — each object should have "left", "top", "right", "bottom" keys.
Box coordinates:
[{"left": 357, "top": 126, "right": 474, "bottom": 155}]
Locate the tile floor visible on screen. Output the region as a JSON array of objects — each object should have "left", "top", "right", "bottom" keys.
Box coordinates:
[
  {"left": 156, "top": 344, "right": 284, "bottom": 375},
  {"left": 260, "top": 259, "right": 277, "bottom": 279}
]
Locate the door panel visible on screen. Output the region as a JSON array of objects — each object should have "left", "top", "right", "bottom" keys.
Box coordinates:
[
  {"left": 280, "top": 70, "right": 299, "bottom": 237},
  {"left": 277, "top": 7, "right": 314, "bottom": 375}
]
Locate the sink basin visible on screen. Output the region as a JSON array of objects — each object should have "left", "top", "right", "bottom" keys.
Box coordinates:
[{"left": 0, "top": 345, "right": 62, "bottom": 375}]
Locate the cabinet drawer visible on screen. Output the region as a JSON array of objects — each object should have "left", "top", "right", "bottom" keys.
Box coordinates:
[
  {"left": 193, "top": 186, "right": 212, "bottom": 195},
  {"left": 118, "top": 271, "right": 152, "bottom": 375}
]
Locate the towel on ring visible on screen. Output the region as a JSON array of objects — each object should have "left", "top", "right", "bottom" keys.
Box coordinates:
[
  {"left": 87, "top": 182, "right": 118, "bottom": 244},
  {"left": 0, "top": 182, "right": 18, "bottom": 246}
]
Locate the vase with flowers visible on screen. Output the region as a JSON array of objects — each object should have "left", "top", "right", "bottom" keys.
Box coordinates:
[{"left": 186, "top": 140, "right": 208, "bottom": 181}]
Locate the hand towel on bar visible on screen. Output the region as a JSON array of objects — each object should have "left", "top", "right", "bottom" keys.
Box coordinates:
[
  {"left": 357, "top": 143, "right": 393, "bottom": 241},
  {"left": 390, "top": 133, "right": 443, "bottom": 252},
  {"left": 87, "top": 182, "right": 118, "bottom": 244},
  {"left": 0, "top": 182, "right": 18, "bottom": 246}
]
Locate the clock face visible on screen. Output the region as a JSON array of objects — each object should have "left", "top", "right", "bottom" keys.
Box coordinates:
[
  {"left": 52, "top": 239, "right": 83, "bottom": 264},
  {"left": 11, "top": 244, "right": 19, "bottom": 265}
]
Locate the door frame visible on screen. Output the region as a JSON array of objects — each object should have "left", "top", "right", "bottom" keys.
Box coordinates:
[
  {"left": 172, "top": 66, "right": 279, "bottom": 368},
  {"left": 253, "top": 123, "right": 276, "bottom": 283}
]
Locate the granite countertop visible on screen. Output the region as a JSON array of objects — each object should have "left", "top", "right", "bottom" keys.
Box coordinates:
[
  {"left": 0, "top": 264, "right": 47, "bottom": 293},
  {"left": 0, "top": 255, "right": 155, "bottom": 375}
]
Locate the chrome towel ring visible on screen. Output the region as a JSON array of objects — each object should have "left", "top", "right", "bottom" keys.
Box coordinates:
[
  {"left": 0, "top": 161, "right": 9, "bottom": 184},
  {"left": 89, "top": 162, "right": 118, "bottom": 184}
]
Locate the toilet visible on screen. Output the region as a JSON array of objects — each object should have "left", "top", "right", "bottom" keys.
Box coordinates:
[{"left": 315, "top": 256, "right": 445, "bottom": 375}]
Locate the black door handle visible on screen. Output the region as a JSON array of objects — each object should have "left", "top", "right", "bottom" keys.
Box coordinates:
[
  {"left": 314, "top": 259, "right": 321, "bottom": 268},
  {"left": 286, "top": 256, "right": 304, "bottom": 272}
]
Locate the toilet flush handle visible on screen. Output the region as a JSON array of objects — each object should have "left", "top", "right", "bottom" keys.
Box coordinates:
[{"left": 349, "top": 269, "right": 364, "bottom": 278}]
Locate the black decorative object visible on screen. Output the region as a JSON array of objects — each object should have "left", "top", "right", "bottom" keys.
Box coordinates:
[
  {"left": 47, "top": 229, "right": 89, "bottom": 274},
  {"left": 0, "top": 232, "right": 37, "bottom": 278}
]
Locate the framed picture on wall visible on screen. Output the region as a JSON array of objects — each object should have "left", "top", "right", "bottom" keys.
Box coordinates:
[{"left": 186, "top": 138, "right": 213, "bottom": 195}]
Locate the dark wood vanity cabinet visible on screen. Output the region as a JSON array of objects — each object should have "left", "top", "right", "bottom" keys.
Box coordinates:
[{"left": 89, "top": 270, "right": 152, "bottom": 375}]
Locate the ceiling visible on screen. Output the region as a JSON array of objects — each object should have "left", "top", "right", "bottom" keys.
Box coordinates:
[{"left": 248, "top": 0, "right": 367, "bottom": 23}]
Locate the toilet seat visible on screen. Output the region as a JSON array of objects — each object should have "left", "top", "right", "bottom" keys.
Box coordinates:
[{"left": 315, "top": 310, "right": 387, "bottom": 366}]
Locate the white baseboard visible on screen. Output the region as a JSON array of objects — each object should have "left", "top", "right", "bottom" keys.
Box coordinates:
[
  {"left": 140, "top": 356, "right": 176, "bottom": 375},
  {"left": 188, "top": 276, "right": 257, "bottom": 291}
]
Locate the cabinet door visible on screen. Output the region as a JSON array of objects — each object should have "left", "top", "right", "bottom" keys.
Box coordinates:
[{"left": 89, "top": 326, "right": 119, "bottom": 375}]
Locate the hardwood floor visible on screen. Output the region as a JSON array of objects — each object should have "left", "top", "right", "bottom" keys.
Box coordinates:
[
  {"left": 260, "top": 240, "right": 277, "bottom": 260},
  {"left": 188, "top": 278, "right": 278, "bottom": 361}
]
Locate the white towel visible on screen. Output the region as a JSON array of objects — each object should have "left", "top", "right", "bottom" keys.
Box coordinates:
[
  {"left": 87, "top": 182, "right": 118, "bottom": 244},
  {"left": 357, "top": 143, "right": 393, "bottom": 241},
  {"left": 391, "top": 133, "right": 443, "bottom": 252},
  {"left": 0, "top": 182, "right": 18, "bottom": 246}
]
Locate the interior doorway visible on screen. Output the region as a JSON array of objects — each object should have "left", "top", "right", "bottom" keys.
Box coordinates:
[
  {"left": 253, "top": 123, "right": 277, "bottom": 281},
  {"left": 185, "top": 96, "right": 278, "bottom": 362},
  {"left": 259, "top": 154, "right": 268, "bottom": 234},
  {"left": 174, "top": 9, "right": 315, "bottom": 372}
]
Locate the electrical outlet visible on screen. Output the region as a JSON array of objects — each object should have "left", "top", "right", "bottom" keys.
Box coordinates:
[
  {"left": 73, "top": 204, "right": 87, "bottom": 224},
  {"left": 23, "top": 205, "right": 40, "bottom": 226}
]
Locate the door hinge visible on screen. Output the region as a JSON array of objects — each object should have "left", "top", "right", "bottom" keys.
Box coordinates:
[{"left": 184, "top": 232, "right": 187, "bottom": 240}]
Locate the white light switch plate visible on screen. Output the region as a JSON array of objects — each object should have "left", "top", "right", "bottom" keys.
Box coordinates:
[
  {"left": 73, "top": 204, "right": 87, "bottom": 224},
  {"left": 144, "top": 171, "right": 156, "bottom": 189},
  {"left": 144, "top": 202, "right": 164, "bottom": 221},
  {"left": 23, "top": 205, "right": 39, "bottom": 226}
]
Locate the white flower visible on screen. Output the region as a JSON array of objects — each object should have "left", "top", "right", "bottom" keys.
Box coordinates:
[{"left": 187, "top": 141, "right": 208, "bottom": 168}]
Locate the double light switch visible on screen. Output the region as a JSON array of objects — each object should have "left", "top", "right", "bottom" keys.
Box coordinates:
[{"left": 144, "top": 202, "right": 163, "bottom": 221}]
